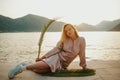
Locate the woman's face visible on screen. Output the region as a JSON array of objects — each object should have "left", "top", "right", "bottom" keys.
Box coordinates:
[{"left": 64, "top": 24, "right": 75, "bottom": 38}]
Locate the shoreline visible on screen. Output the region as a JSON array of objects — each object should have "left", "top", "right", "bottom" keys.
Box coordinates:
[
  {"left": 0, "top": 60, "right": 120, "bottom": 80},
  {"left": 0, "top": 31, "right": 120, "bottom": 33}
]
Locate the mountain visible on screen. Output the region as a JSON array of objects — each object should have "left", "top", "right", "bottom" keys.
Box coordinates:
[
  {"left": 0, "top": 14, "right": 120, "bottom": 32},
  {"left": 13, "top": 14, "right": 50, "bottom": 31},
  {"left": 110, "top": 23, "right": 120, "bottom": 31},
  {"left": 0, "top": 15, "right": 14, "bottom": 32},
  {"left": 96, "top": 19, "right": 120, "bottom": 31},
  {"left": 77, "top": 23, "right": 99, "bottom": 31},
  {"left": 0, "top": 14, "right": 65, "bottom": 32}
]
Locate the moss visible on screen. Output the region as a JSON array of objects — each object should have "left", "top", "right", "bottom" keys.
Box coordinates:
[{"left": 42, "top": 69, "right": 96, "bottom": 77}]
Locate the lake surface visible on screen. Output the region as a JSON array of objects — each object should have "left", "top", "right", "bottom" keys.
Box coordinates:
[{"left": 0, "top": 32, "right": 120, "bottom": 63}]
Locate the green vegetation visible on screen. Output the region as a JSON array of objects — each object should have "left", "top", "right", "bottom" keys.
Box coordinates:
[
  {"left": 42, "top": 68, "right": 96, "bottom": 77},
  {"left": 38, "top": 19, "right": 57, "bottom": 58}
]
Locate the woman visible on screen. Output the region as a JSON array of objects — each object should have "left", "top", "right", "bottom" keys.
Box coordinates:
[{"left": 8, "top": 23, "right": 87, "bottom": 79}]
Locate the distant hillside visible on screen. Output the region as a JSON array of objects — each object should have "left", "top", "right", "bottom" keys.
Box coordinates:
[
  {"left": 0, "top": 14, "right": 64, "bottom": 32},
  {"left": 96, "top": 19, "right": 120, "bottom": 31},
  {"left": 0, "top": 15, "right": 14, "bottom": 32},
  {"left": 0, "top": 14, "right": 120, "bottom": 32},
  {"left": 77, "top": 23, "right": 99, "bottom": 31},
  {"left": 13, "top": 14, "right": 50, "bottom": 31},
  {"left": 110, "top": 23, "right": 120, "bottom": 31}
]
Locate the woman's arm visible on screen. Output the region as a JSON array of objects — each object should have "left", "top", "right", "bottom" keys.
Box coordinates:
[
  {"left": 42, "top": 41, "right": 63, "bottom": 58},
  {"left": 78, "top": 37, "right": 87, "bottom": 69}
]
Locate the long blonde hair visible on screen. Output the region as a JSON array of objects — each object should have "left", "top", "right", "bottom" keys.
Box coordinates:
[{"left": 59, "top": 24, "right": 79, "bottom": 45}]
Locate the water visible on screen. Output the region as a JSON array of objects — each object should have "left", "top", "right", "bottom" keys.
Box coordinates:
[{"left": 0, "top": 32, "right": 120, "bottom": 63}]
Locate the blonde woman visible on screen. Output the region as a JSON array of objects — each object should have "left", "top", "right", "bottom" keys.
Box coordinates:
[{"left": 8, "top": 24, "right": 87, "bottom": 79}]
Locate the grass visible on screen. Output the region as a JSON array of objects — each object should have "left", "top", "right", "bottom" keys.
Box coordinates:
[
  {"left": 38, "top": 19, "right": 58, "bottom": 58},
  {"left": 42, "top": 68, "right": 96, "bottom": 77}
]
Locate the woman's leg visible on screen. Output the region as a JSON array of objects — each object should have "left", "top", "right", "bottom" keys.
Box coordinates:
[
  {"left": 26, "top": 61, "right": 51, "bottom": 73},
  {"left": 8, "top": 61, "right": 50, "bottom": 79}
]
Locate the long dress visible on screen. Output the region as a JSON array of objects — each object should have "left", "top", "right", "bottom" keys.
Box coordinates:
[{"left": 43, "top": 36, "right": 86, "bottom": 72}]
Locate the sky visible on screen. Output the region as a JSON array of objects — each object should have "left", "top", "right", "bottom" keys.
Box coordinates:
[{"left": 0, "top": 0, "right": 120, "bottom": 25}]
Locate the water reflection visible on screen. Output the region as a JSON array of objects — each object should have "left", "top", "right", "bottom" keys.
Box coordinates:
[{"left": 0, "top": 32, "right": 120, "bottom": 63}]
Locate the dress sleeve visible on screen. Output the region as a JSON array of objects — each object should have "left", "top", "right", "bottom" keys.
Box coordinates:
[
  {"left": 43, "top": 41, "right": 62, "bottom": 58},
  {"left": 78, "top": 37, "right": 87, "bottom": 67}
]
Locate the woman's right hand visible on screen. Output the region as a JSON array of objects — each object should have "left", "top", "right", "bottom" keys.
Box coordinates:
[
  {"left": 35, "top": 56, "right": 46, "bottom": 62},
  {"left": 35, "top": 58, "right": 42, "bottom": 62}
]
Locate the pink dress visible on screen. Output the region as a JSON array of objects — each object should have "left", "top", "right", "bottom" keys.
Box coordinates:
[{"left": 43, "top": 36, "right": 86, "bottom": 72}]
